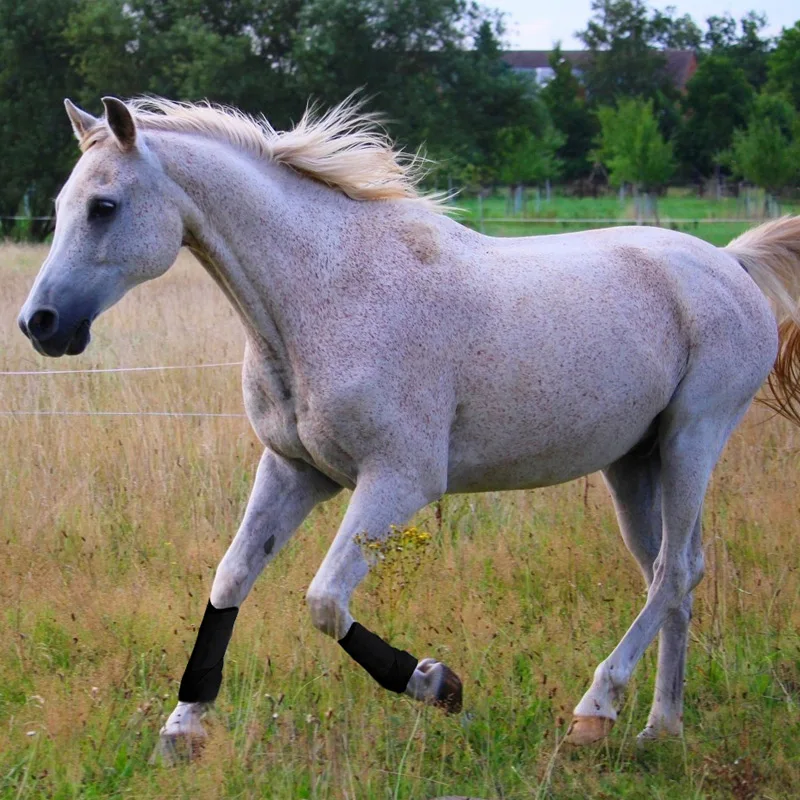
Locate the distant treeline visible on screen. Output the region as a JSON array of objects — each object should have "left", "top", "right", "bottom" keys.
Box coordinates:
[{"left": 1, "top": 0, "right": 799, "bottom": 237}]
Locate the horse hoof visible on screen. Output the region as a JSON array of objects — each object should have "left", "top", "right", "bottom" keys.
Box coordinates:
[
  {"left": 434, "top": 664, "right": 463, "bottom": 713},
  {"left": 151, "top": 730, "right": 207, "bottom": 765},
  {"left": 636, "top": 722, "right": 682, "bottom": 746},
  {"left": 407, "top": 658, "right": 463, "bottom": 713},
  {"left": 565, "top": 715, "right": 615, "bottom": 745}
]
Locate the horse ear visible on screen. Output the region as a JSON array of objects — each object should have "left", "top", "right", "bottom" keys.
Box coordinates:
[
  {"left": 101, "top": 96, "right": 137, "bottom": 152},
  {"left": 64, "top": 99, "right": 98, "bottom": 143}
]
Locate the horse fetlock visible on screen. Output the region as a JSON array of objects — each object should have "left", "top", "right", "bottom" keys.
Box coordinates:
[
  {"left": 573, "top": 661, "right": 624, "bottom": 722},
  {"left": 568, "top": 662, "right": 620, "bottom": 746},
  {"left": 637, "top": 713, "right": 684, "bottom": 744},
  {"left": 405, "top": 658, "right": 463, "bottom": 713}
]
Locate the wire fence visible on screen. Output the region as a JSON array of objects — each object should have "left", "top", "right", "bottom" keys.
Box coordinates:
[
  {"left": 0, "top": 360, "right": 243, "bottom": 376},
  {"left": 0, "top": 410, "right": 247, "bottom": 418},
  {"left": 1, "top": 360, "right": 246, "bottom": 420},
  {"left": 464, "top": 217, "right": 772, "bottom": 224}
]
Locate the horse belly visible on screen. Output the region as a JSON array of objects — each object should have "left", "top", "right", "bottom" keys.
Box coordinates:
[
  {"left": 445, "top": 405, "right": 659, "bottom": 492},
  {"left": 445, "top": 350, "right": 677, "bottom": 493}
]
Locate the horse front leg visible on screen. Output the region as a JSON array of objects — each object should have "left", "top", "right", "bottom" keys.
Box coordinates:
[
  {"left": 156, "top": 449, "right": 338, "bottom": 762},
  {"left": 305, "top": 468, "right": 463, "bottom": 712}
]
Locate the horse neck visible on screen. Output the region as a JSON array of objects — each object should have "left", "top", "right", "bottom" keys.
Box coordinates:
[{"left": 154, "top": 132, "right": 354, "bottom": 352}]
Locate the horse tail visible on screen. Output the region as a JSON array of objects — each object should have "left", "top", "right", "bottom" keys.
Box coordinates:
[{"left": 725, "top": 216, "right": 800, "bottom": 425}]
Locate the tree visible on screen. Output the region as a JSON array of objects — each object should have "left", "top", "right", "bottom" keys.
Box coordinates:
[
  {"left": 702, "top": 12, "right": 773, "bottom": 90},
  {"left": 577, "top": 0, "right": 676, "bottom": 108},
  {"left": 594, "top": 98, "right": 675, "bottom": 222},
  {"left": 496, "top": 124, "right": 563, "bottom": 210},
  {"left": 767, "top": 22, "right": 800, "bottom": 110},
  {"left": 649, "top": 7, "right": 702, "bottom": 48},
  {"left": 65, "top": 0, "right": 297, "bottom": 120},
  {"left": 0, "top": 0, "right": 82, "bottom": 236},
  {"left": 727, "top": 93, "right": 800, "bottom": 210},
  {"left": 290, "top": 0, "right": 513, "bottom": 164},
  {"left": 675, "top": 55, "right": 754, "bottom": 181},
  {"left": 540, "top": 45, "right": 597, "bottom": 182}
]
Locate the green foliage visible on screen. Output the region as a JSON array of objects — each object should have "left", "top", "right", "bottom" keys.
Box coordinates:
[
  {"left": 676, "top": 55, "right": 754, "bottom": 180},
  {"left": 422, "top": 18, "right": 554, "bottom": 185},
  {"left": 0, "top": 0, "right": 81, "bottom": 235},
  {"left": 2, "top": 0, "right": 553, "bottom": 228},
  {"left": 767, "top": 21, "right": 800, "bottom": 109},
  {"left": 0, "top": 0, "right": 797, "bottom": 240},
  {"left": 577, "top": 0, "right": 679, "bottom": 109},
  {"left": 540, "top": 45, "right": 598, "bottom": 181},
  {"left": 594, "top": 98, "right": 675, "bottom": 191},
  {"left": 703, "top": 11, "right": 773, "bottom": 90},
  {"left": 726, "top": 93, "right": 800, "bottom": 195},
  {"left": 64, "top": 0, "right": 300, "bottom": 119},
  {"left": 496, "top": 125, "right": 563, "bottom": 186}
]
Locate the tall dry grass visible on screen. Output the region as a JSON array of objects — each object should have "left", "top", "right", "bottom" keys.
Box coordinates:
[{"left": 0, "top": 243, "right": 798, "bottom": 799}]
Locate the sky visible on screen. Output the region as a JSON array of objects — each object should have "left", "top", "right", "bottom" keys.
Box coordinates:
[{"left": 495, "top": 0, "right": 798, "bottom": 50}]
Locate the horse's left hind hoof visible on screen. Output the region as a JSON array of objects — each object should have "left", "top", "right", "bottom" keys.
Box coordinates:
[
  {"left": 565, "top": 715, "right": 615, "bottom": 746},
  {"left": 407, "top": 658, "right": 463, "bottom": 713}
]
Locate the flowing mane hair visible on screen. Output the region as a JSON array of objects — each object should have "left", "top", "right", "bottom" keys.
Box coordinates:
[{"left": 80, "top": 95, "right": 447, "bottom": 213}]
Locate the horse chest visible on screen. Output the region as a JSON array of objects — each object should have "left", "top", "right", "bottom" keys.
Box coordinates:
[
  {"left": 241, "top": 355, "right": 358, "bottom": 487},
  {"left": 241, "top": 349, "right": 307, "bottom": 460}
]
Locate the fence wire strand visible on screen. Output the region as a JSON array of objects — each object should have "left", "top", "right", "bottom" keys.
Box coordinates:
[
  {"left": 0, "top": 361, "right": 243, "bottom": 376},
  {"left": 0, "top": 410, "right": 247, "bottom": 419},
  {"left": 1, "top": 360, "right": 246, "bottom": 419}
]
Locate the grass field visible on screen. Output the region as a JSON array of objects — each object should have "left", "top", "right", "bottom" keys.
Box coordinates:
[
  {"left": 1, "top": 220, "right": 799, "bottom": 799},
  {"left": 454, "top": 189, "right": 800, "bottom": 246}
]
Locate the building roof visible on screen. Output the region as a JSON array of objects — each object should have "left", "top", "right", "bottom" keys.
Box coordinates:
[{"left": 502, "top": 49, "right": 697, "bottom": 90}]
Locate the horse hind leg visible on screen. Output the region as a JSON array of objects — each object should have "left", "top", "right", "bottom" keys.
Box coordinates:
[
  {"left": 305, "top": 467, "right": 463, "bottom": 713},
  {"left": 567, "top": 399, "right": 747, "bottom": 746},
  {"left": 576, "top": 445, "right": 697, "bottom": 744}
]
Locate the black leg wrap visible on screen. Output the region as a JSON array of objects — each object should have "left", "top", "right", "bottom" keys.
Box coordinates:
[
  {"left": 178, "top": 601, "right": 239, "bottom": 703},
  {"left": 338, "top": 621, "right": 418, "bottom": 694}
]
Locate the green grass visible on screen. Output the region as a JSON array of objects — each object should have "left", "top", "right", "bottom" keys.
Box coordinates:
[
  {"left": 452, "top": 189, "right": 800, "bottom": 247},
  {"left": 472, "top": 219, "right": 753, "bottom": 246}
]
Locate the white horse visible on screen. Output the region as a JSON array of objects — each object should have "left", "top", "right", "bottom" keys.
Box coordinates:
[{"left": 18, "top": 96, "right": 800, "bottom": 757}]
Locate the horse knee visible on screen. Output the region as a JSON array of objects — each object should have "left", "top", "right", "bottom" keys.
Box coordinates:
[
  {"left": 210, "top": 557, "right": 249, "bottom": 608},
  {"left": 305, "top": 584, "right": 350, "bottom": 639}
]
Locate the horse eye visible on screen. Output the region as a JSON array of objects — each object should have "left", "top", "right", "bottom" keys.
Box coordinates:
[{"left": 88, "top": 198, "right": 117, "bottom": 220}]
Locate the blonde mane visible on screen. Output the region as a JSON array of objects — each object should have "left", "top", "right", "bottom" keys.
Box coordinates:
[{"left": 82, "top": 96, "right": 447, "bottom": 212}]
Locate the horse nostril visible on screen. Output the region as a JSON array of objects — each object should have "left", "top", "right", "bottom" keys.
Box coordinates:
[
  {"left": 27, "top": 308, "right": 59, "bottom": 341},
  {"left": 18, "top": 315, "right": 30, "bottom": 339}
]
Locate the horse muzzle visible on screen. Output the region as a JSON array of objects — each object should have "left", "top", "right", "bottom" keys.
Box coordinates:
[{"left": 18, "top": 306, "right": 93, "bottom": 357}]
